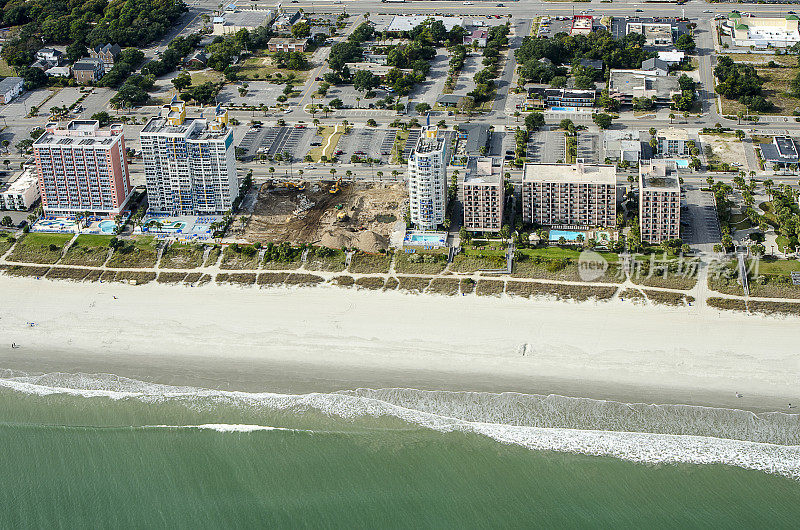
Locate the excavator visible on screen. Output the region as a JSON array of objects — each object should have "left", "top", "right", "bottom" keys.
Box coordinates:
[{"left": 329, "top": 177, "right": 342, "bottom": 195}]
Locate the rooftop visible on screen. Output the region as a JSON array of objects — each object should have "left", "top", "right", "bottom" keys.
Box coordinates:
[
  {"left": 269, "top": 37, "right": 308, "bottom": 45},
  {"left": 608, "top": 70, "right": 680, "bottom": 97},
  {"left": 414, "top": 126, "right": 447, "bottom": 155},
  {"left": 387, "top": 15, "right": 463, "bottom": 33},
  {"left": 0, "top": 76, "right": 23, "bottom": 92},
  {"left": 0, "top": 166, "right": 37, "bottom": 194},
  {"left": 658, "top": 127, "right": 690, "bottom": 141},
  {"left": 464, "top": 157, "right": 502, "bottom": 185},
  {"left": 34, "top": 120, "right": 123, "bottom": 147},
  {"left": 142, "top": 101, "right": 231, "bottom": 140},
  {"left": 640, "top": 161, "right": 680, "bottom": 190},
  {"left": 219, "top": 9, "right": 274, "bottom": 27},
  {"left": 523, "top": 163, "right": 617, "bottom": 185}
]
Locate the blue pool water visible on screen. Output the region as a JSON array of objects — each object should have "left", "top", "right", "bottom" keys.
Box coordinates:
[
  {"left": 550, "top": 107, "right": 578, "bottom": 112},
  {"left": 549, "top": 230, "right": 583, "bottom": 242},
  {"left": 411, "top": 234, "right": 443, "bottom": 244},
  {"left": 98, "top": 220, "right": 116, "bottom": 234}
]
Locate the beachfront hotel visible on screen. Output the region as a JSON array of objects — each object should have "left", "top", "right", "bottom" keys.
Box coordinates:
[
  {"left": 141, "top": 98, "right": 237, "bottom": 216},
  {"left": 32, "top": 120, "right": 132, "bottom": 216},
  {"left": 408, "top": 126, "right": 448, "bottom": 231},
  {"left": 460, "top": 157, "right": 504, "bottom": 233},
  {"left": 639, "top": 161, "right": 681, "bottom": 244},
  {"left": 521, "top": 163, "right": 616, "bottom": 228}
]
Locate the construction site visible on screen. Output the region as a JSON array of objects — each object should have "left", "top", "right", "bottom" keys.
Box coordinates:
[{"left": 242, "top": 180, "right": 406, "bottom": 252}]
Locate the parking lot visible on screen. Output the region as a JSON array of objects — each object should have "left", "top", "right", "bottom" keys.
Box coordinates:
[
  {"left": 577, "top": 132, "right": 600, "bottom": 163},
  {"left": 258, "top": 126, "right": 318, "bottom": 160},
  {"left": 682, "top": 186, "right": 721, "bottom": 253},
  {"left": 526, "top": 127, "right": 566, "bottom": 163},
  {"left": 451, "top": 54, "right": 481, "bottom": 96},
  {"left": 410, "top": 51, "right": 450, "bottom": 107},
  {"left": 335, "top": 128, "right": 397, "bottom": 162}
]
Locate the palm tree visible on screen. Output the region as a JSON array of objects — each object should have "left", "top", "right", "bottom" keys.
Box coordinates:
[
  {"left": 323, "top": 106, "right": 330, "bottom": 118},
  {"left": 376, "top": 171, "right": 383, "bottom": 180},
  {"left": 356, "top": 97, "right": 360, "bottom": 109},
  {"left": 330, "top": 168, "right": 337, "bottom": 178},
  {"left": 346, "top": 170, "right": 353, "bottom": 179},
  {"left": 313, "top": 118, "right": 319, "bottom": 126},
  {"left": 239, "top": 216, "right": 247, "bottom": 231},
  {"left": 391, "top": 170, "right": 399, "bottom": 180},
  {"left": 269, "top": 166, "right": 275, "bottom": 176},
  {"left": 669, "top": 113, "right": 675, "bottom": 124}
]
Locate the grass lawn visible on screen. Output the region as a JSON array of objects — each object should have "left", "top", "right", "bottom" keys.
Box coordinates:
[
  {"left": 751, "top": 257, "right": 800, "bottom": 275},
  {"left": 160, "top": 243, "right": 205, "bottom": 269},
  {"left": 304, "top": 249, "right": 347, "bottom": 272},
  {"left": 391, "top": 129, "right": 409, "bottom": 163},
  {"left": 237, "top": 56, "right": 309, "bottom": 83},
  {"left": 189, "top": 70, "right": 224, "bottom": 85},
  {"left": 0, "top": 58, "right": 15, "bottom": 77},
  {"left": 721, "top": 67, "right": 800, "bottom": 116},
  {"left": 0, "top": 233, "right": 15, "bottom": 255},
  {"left": 394, "top": 251, "right": 448, "bottom": 275},
  {"left": 349, "top": 252, "right": 392, "bottom": 274},
  {"left": 220, "top": 246, "right": 260, "bottom": 269},
  {"left": 451, "top": 248, "right": 506, "bottom": 273},
  {"left": 7, "top": 233, "right": 73, "bottom": 264},
  {"left": 60, "top": 235, "right": 113, "bottom": 266},
  {"left": 106, "top": 237, "right": 158, "bottom": 268},
  {"left": 518, "top": 247, "right": 620, "bottom": 262},
  {"left": 721, "top": 53, "right": 797, "bottom": 67},
  {"left": 307, "top": 126, "right": 342, "bottom": 162}
]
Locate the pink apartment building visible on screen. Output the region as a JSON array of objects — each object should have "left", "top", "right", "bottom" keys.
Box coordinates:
[{"left": 33, "top": 120, "right": 132, "bottom": 217}]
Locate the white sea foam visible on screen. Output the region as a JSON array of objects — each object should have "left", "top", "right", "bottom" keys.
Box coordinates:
[
  {"left": 2, "top": 372, "right": 800, "bottom": 480},
  {"left": 149, "top": 424, "right": 290, "bottom": 433}
]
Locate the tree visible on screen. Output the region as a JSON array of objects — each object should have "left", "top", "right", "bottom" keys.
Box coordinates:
[
  {"left": 457, "top": 96, "right": 475, "bottom": 117},
  {"left": 329, "top": 98, "right": 344, "bottom": 109},
  {"left": 414, "top": 102, "right": 431, "bottom": 115},
  {"left": 172, "top": 71, "right": 192, "bottom": 91},
  {"left": 1, "top": 216, "right": 12, "bottom": 227},
  {"left": 291, "top": 21, "right": 311, "bottom": 39},
  {"left": 91, "top": 111, "right": 112, "bottom": 127},
  {"left": 751, "top": 243, "right": 766, "bottom": 256},
  {"left": 525, "top": 112, "right": 545, "bottom": 131},
  {"left": 592, "top": 113, "right": 613, "bottom": 129},
  {"left": 675, "top": 34, "right": 696, "bottom": 52}
]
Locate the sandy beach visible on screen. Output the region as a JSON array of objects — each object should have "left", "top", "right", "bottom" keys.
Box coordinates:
[{"left": 1, "top": 275, "right": 798, "bottom": 412}]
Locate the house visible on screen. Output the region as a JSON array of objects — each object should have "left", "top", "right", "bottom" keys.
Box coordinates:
[
  {"left": 345, "top": 62, "right": 410, "bottom": 81},
  {"left": 608, "top": 69, "right": 681, "bottom": 106},
  {"left": 760, "top": 136, "right": 800, "bottom": 166},
  {"left": 272, "top": 11, "right": 302, "bottom": 32},
  {"left": 456, "top": 123, "right": 491, "bottom": 157},
  {"left": 641, "top": 57, "right": 669, "bottom": 76},
  {"left": 214, "top": 8, "right": 275, "bottom": 35},
  {"left": 0, "top": 77, "right": 24, "bottom": 104},
  {"left": 36, "top": 48, "right": 63, "bottom": 65},
  {"left": 45, "top": 65, "right": 72, "bottom": 78},
  {"left": 184, "top": 51, "right": 208, "bottom": 68},
  {"left": 437, "top": 94, "right": 463, "bottom": 108},
  {"left": 657, "top": 51, "right": 686, "bottom": 66},
  {"left": 267, "top": 37, "right": 309, "bottom": 53},
  {"left": 89, "top": 44, "right": 122, "bottom": 73},
  {"left": 363, "top": 51, "right": 389, "bottom": 65},
  {"left": 73, "top": 58, "right": 105, "bottom": 84},
  {"left": 571, "top": 15, "right": 594, "bottom": 35},
  {"left": 655, "top": 128, "right": 693, "bottom": 157},
  {"left": 463, "top": 29, "right": 489, "bottom": 47},
  {"left": 579, "top": 58, "right": 603, "bottom": 71},
  {"left": 526, "top": 87, "right": 595, "bottom": 108},
  {"left": 603, "top": 130, "right": 642, "bottom": 163}
]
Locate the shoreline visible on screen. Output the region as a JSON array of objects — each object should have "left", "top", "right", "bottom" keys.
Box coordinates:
[{"left": 1, "top": 275, "right": 798, "bottom": 414}]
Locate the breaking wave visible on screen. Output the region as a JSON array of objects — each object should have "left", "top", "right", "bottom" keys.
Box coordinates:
[{"left": 1, "top": 371, "right": 799, "bottom": 480}]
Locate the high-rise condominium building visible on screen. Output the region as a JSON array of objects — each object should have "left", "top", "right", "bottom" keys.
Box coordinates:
[
  {"left": 141, "top": 98, "right": 237, "bottom": 215},
  {"left": 522, "top": 163, "right": 616, "bottom": 227},
  {"left": 33, "top": 120, "right": 131, "bottom": 216},
  {"left": 639, "top": 161, "right": 681, "bottom": 244},
  {"left": 408, "top": 126, "right": 448, "bottom": 230},
  {"left": 460, "top": 157, "right": 504, "bottom": 233}
]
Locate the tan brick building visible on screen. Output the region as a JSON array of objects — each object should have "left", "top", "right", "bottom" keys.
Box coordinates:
[
  {"left": 639, "top": 161, "right": 681, "bottom": 244},
  {"left": 460, "top": 157, "right": 504, "bottom": 233},
  {"left": 522, "top": 163, "right": 616, "bottom": 228}
]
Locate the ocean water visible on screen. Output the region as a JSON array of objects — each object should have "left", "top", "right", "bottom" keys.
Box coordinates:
[{"left": 1, "top": 372, "right": 800, "bottom": 527}]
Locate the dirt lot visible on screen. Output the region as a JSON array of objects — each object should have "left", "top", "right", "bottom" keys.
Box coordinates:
[
  {"left": 720, "top": 66, "right": 800, "bottom": 116},
  {"left": 243, "top": 181, "right": 405, "bottom": 252},
  {"left": 699, "top": 133, "right": 745, "bottom": 166}
]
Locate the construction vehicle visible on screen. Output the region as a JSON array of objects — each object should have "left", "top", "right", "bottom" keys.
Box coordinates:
[
  {"left": 336, "top": 211, "right": 349, "bottom": 221},
  {"left": 275, "top": 181, "right": 306, "bottom": 191},
  {"left": 329, "top": 178, "right": 342, "bottom": 195}
]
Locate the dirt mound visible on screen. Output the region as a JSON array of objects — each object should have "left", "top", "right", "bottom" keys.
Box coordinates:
[{"left": 317, "top": 228, "right": 388, "bottom": 253}]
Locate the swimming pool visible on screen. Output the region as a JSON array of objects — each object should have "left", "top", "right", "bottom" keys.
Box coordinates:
[
  {"left": 549, "top": 230, "right": 584, "bottom": 242},
  {"left": 404, "top": 231, "right": 447, "bottom": 247},
  {"left": 98, "top": 220, "right": 117, "bottom": 234},
  {"left": 550, "top": 107, "right": 578, "bottom": 112}
]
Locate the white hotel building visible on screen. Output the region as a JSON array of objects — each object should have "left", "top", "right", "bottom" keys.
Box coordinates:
[
  {"left": 408, "top": 126, "right": 448, "bottom": 231},
  {"left": 141, "top": 99, "right": 237, "bottom": 215}
]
